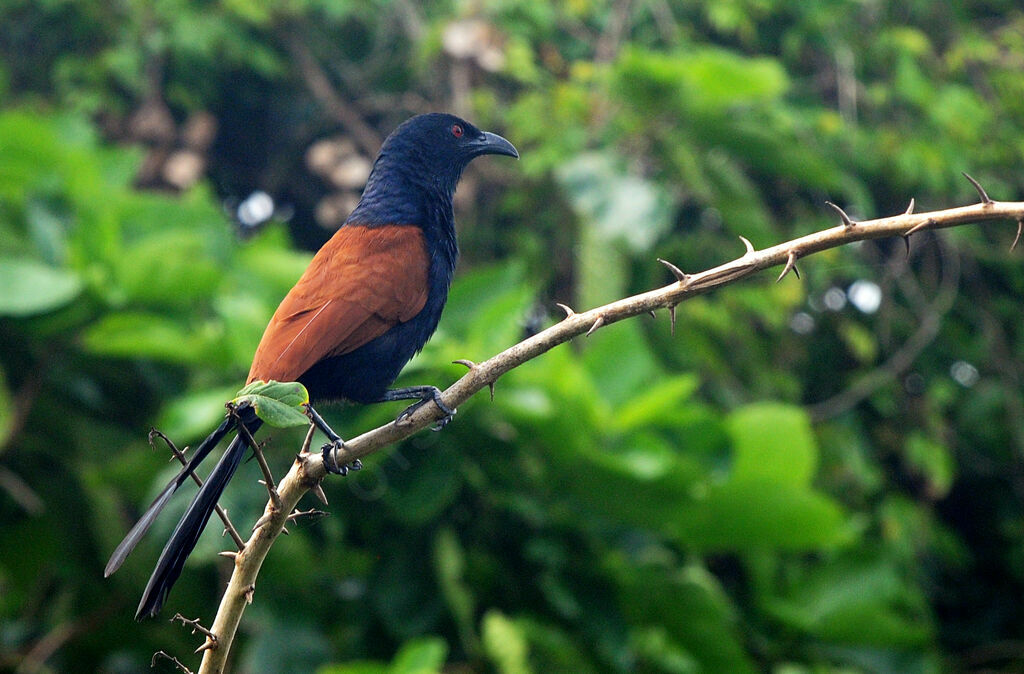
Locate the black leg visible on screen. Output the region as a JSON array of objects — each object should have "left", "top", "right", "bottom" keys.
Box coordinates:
[
  {"left": 378, "top": 385, "right": 456, "bottom": 431},
  {"left": 305, "top": 405, "right": 362, "bottom": 476}
]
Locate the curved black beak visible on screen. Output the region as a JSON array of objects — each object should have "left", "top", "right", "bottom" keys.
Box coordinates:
[{"left": 473, "top": 131, "right": 519, "bottom": 159}]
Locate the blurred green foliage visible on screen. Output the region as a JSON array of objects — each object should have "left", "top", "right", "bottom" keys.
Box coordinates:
[{"left": 1, "top": 1, "right": 1023, "bottom": 672}]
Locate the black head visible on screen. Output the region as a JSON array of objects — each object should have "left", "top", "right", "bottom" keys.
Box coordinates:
[
  {"left": 347, "top": 113, "right": 517, "bottom": 226},
  {"left": 383, "top": 112, "right": 519, "bottom": 168}
]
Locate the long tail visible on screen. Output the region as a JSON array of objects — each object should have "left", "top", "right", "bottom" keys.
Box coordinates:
[
  {"left": 104, "top": 408, "right": 262, "bottom": 620},
  {"left": 135, "top": 420, "right": 258, "bottom": 620},
  {"left": 105, "top": 416, "right": 238, "bottom": 578}
]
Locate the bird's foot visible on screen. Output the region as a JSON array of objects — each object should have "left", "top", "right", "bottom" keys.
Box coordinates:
[
  {"left": 320, "top": 439, "right": 362, "bottom": 476},
  {"left": 306, "top": 404, "right": 360, "bottom": 475},
  {"left": 394, "top": 387, "right": 456, "bottom": 431}
]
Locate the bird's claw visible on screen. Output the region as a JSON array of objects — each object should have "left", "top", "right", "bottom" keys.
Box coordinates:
[
  {"left": 394, "top": 389, "right": 456, "bottom": 430},
  {"left": 321, "top": 439, "right": 361, "bottom": 476},
  {"left": 430, "top": 411, "right": 454, "bottom": 432}
]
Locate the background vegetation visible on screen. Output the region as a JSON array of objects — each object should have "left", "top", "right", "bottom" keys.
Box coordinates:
[{"left": 2, "top": 1, "right": 1023, "bottom": 672}]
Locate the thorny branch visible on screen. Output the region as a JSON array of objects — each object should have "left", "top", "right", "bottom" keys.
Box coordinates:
[{"left": 189, "top": 181, "right": 1023, "bottom": 673}]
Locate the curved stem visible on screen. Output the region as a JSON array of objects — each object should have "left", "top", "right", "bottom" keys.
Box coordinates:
[{"left": 200, "top": 196, "right": 1024, "bottom": 671}]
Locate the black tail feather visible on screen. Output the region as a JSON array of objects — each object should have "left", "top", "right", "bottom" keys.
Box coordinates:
[
  {"left": 105, "top": 416, "right": 236, "bottom": 578},
  {"left": 134, "top": 427, "right": 255, "bottom": 620}
]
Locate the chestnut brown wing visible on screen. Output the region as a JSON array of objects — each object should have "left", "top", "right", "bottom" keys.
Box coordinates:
[{"left": 247, "top": 224, "right": 429, "bottom": 384}]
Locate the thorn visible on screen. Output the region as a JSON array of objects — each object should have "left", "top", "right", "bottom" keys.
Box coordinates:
[
  {"left": 555, "top": 302, "right": 575, "bottom": 318},
  {"left": 218, "top": 551, "right": 238, "bottom": 560},
  {"left": 195, "top": 639, "right": 217, "bottom": 654},
  {"left": 905, "top": 198, "right": 916, "bottom": 215},
  {"left": 647, "top": 310, "right": 657, "bottom": 319},
  {"left": 776, "top": 250, "right": 801, "bottom": 282},
  {"left": 281, "top": 526, "right": 289, "bottom": 535},
  {"left": 452, "top": 358, "right": 494, "bottom": 398},
  {"left": 586, "top": 315, "right": 605, "bottom": 337},
  {"left": 962, "top": 172, "right": 993, "bottom": 205},
  {"left": 901, "top": 235, "right": 910, "bottom": 259},
  {"left": 251, "top": 513, "right": 273, "bottom": 533},
  {"left": 1012, "top": 218, "right": 1022, "bottom": 252},
  {"left": 657, "top": 258, "right": 690, "bottom": 284},
  {"left": 311, "top": 482, "right": 328, "bottom": 505},
  {"left": 905, "top": 218, "right": 935, "bottom": 237},
  {"left": 825, "top": 201, "right": 855, "bottom": 227},
  {"left": 738, "top": 235, "right": 755, "bottom": 255},
  {"left": 669, "top": 305, "right": 677, "bottom": 336}
]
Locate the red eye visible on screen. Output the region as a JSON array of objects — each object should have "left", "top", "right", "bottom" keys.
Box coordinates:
[{"left": 451, "top": 124, "right": 464, "bottom": 138}]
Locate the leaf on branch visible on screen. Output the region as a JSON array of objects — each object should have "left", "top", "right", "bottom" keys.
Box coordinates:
[{"left": 232, "top": 380, "right": 310, "bottom": 428}]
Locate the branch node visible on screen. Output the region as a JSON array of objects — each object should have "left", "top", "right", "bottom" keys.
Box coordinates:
[
  {"left": 963, "top": 171, "right": 993, "bottom": 205},
  {"left": 244, "top": 584, "right": 256, "bottom": 604},
  {"left": 555, "top": 302, "right": 575, "bottom": 318},
  {"left": 905, "top": 198, "right": 916, "bottom": 215},
  {"left": 825, "top": 201, "right": 856, "bottom": 227},
  {"left": 586, "top": 315, "right": 606, "bottom": 337},
  {"left": 657, "top": 258, "right": 690, "bottom": 284},
  {"left": 738, "top": 235, "right": 756, "bottom": 255},
  {"left": 288, "top": 508, "right": 328, "bottom": 522},
  {"left": 776, "top": 250, "right": 801, "bottom": 282},
  {"left": 454, "top": 358, "right": 495, "bottom": 400},
  {"left": 172, "top": 614, "right": 218, "bottom": 648},
  {"left": 151, "top": 651, "right": 193, "bottom": 674}
]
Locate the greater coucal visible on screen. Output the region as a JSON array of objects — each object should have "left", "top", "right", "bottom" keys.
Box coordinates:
[{"left": 105, "top": 113, "right": 518, "bottom": 619}]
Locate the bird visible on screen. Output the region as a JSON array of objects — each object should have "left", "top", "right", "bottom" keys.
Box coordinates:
[{"left": 105, "top": 113, "right": 518, "bottom": 620}]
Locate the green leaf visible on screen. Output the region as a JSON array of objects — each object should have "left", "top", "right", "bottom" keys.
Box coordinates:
[
  {"left": 727, "top": 402, "right": 817, "bottom": 487},
  {"left": 611, "top": 374, "right": 701, "bottom": 432},
  {"left": 614, "top": 562, "right": 757, "bottom": 674},
  {"left": 232, "top": 380, "right": 310, "bottom": 428},
  {"left": 903, "top": 433, "right": 955, "bottom": 498},
  {"left": 674, "top": 480, "right": 848, "bottom": 551},
  {"left": 483, "top": 610, "right": 533, "bottom": 674},
  {"left": 389, "top": 636, "right": 448, "bottom": 674},
  {"left": 765, "top": 553, "right": 934, "bottom": 647},
  {"left": 81, "top": 312, "right": 210, "bottom": 364},
  {"left": 0, "top": 258, "right": 82, "bottom": 316}
]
